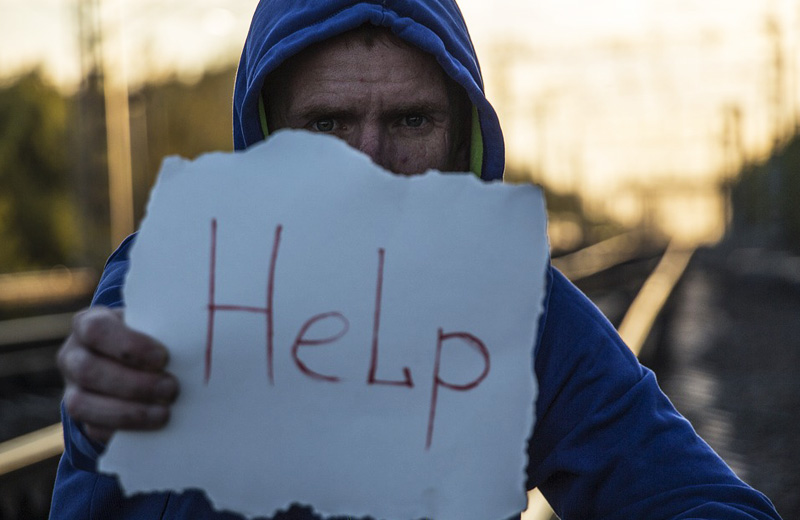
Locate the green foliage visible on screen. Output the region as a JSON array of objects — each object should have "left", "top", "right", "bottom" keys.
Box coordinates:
[
  {"left": 0, "top": 65, "right": 238, "bottom": 273},
  {"left": 0, "top": 71, "right": 79, "bottom": 271},
  {"left": 732, "top": 164, "right": 770, "bottom": 226},
  {"left": 779, "top": 139, "right": 800, "bottom": 249},
  {"left": 731, "top": 135, "right": 800, "bottom": 252},
  {"left": 130, "top": 67, "right": 236, "bottom": 223}
]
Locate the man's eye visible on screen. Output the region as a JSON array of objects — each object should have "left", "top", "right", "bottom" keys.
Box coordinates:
[
  {"left": 402, "top": 115, "right": 427, "bottom": 128},
  {"left": 310, "top": 119, "right": 336, "bottom": 132}
]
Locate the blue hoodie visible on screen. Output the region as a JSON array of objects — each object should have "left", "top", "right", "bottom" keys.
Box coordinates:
[{"left": 50, "top": 1, "right": 781, "bottom": 519}]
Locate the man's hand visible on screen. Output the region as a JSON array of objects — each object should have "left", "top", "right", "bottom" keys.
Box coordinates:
[{"left": 57, "top": 307, "right": 179, "bottom": 443}]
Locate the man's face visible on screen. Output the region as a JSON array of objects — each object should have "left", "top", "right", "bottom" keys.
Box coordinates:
[{"left": 265, "top": 28, "right": 470, "bottom": 175}]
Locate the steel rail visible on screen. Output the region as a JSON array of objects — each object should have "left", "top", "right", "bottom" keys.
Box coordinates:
[
  {"left": 0, "top": 268, "right": 95, "bottom": 308},
  {"left": 617, "top": 242, "right": 695, "bottom": 356},
  {"left": 551, "top": 231, "right": 647, "bottom": 282},
  {"left": 0, "top": 313, "right": 73, "bottom": 380},
  {"left": 0, "top": 313, "right": 74, "bottom": 350},
  {"left": 0, "top": 424, "right": 63, "bottom": 477}
]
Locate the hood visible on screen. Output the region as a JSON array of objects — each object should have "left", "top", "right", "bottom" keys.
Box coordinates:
[{"left": 232, "top": 0, "right": 504, "bottom": 181}]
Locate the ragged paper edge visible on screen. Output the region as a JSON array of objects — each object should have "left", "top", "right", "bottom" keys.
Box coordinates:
[{"left": 106, "top": 129, "right": 549, "bottom": 520}]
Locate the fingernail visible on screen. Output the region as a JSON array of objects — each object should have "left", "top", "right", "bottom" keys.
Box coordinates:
[
  {"left": 148, "top": 405, "right": 170, "bottom": 425},
  {"left": 147, "top": 347, "right": 168, "bottom": 368},
  {"left": 156, "top": 377, "right": 178, "bottom": 401}
]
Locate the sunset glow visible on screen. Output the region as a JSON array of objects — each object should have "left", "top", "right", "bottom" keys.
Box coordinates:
[{"left": 3, "top": 0, "right": 798, "bottom": 244}]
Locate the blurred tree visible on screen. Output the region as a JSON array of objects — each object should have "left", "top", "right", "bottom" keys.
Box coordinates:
[
  {"left": 0, "top": 71, "right": 80, "bottom": 272},
  {"left": 72, "top": 67, "right": 112, "bottom": 268},
  {"left": 731, "top": 134, "right": 800, "bottom": 252},
  {"left": 0, "top": 64, "right": 239, "bottom": 274},
  {"left": 129, "top": 66, "right": 236, "bottom": 224},
  {"left": 778, "top": 140, "right": 800, "bottom": 250}
]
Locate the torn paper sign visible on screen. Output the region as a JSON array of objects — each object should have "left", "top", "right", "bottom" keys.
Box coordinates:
[{"left": 99, "top": 130, "right": 549, "bottom": 520}]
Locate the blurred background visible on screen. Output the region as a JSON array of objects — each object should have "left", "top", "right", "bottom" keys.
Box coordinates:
[{"left": 0, "top": 0, "right": 798, "bottom": 519}]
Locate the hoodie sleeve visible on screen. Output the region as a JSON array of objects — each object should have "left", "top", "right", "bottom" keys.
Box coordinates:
[{"left": 526, "top": 267, "right": 781, "bottom": 520}]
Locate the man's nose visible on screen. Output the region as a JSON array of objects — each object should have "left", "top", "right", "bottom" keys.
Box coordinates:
[{"left": 350, "top": 125, "right": 388, "bottom": 170}]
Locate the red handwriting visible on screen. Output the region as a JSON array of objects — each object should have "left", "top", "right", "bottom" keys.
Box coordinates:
[
  {"left": 205, "top": 218, "right": 282, "bottom": 384},
  {"left": 292, "top": 312, "right": 348, "bottom": 382},
  {"left": 368, "top": 248, "right": 414, "bottom": 387},
  {"left": 426, "top": 329, "right": 490, "bottom": 450},
  {"left": 204, "top": 218, "right": 490, "bottom": 449}
]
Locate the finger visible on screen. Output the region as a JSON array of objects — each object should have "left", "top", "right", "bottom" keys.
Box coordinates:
[
  {"left": 63, "top": 386, "right": 171, "bottom": 433},
  {"left": 82, "top": 425, "right": 115, "bottom": 444},
  {"left": 72, "top": 307, "right": 169, "bottom": 371},
  {"left": 58, "top": 342, "right": 178, "bottom": 404}
]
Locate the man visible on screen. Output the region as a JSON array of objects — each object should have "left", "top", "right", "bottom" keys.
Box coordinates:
[{"left": 51, "top": 1, "right": 782, "bottom": 519}]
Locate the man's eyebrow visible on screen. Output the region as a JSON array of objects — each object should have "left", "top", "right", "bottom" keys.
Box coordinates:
[
  {"left": 290, "top": 102, "right": 449, "bottom": 121},
  {"left": 385, "top": 102, "right": 449, "bottom": 116},
  {"left": 290, "top": 103, "right": 356, "bottom": 120}
]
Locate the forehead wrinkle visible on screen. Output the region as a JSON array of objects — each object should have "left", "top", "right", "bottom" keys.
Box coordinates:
[
  {"left": 265, "top": 25, "right": 468, "bottom": 172},
  {"left": 292, "top": 29, "right": 442, "bottom": 81},
  {"left": 286, "top": 63, "right": 448, "bottom": 115},
  {"left": 265, "top": 26, "right": 454, "bottom": 105}
]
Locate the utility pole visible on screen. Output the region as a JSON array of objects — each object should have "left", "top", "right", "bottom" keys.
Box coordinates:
[
  {"left": 720, "top": 104, "right": 743, "bottom": 235},
  {"left": 489, "top": 39, "right": 531, "bottom": 180},
  {"left": 793, "top": 3, "right": 800, "bottom": 134},
  {"left": 533, "top": 102, "right": 548, "bottom": 184},
  {"left": 74, "top": 0, "right": 108, "bottom": 266},
  {"left": 764, "top": 14, "right": 786, "bottom": 242},
  {"left": 101, "top": 0, "right": 135, "bottom": 249},
  {"left": 765, "top": 15, "right": 786, "bottom": 146},
  {"left": 489, "top": 39, "right": 519, "bottom": 132},
  {"left": 721, "top": 104, "right": 744, "bottom": 177}
]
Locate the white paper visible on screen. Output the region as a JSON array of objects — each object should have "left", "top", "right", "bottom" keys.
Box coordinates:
[{"left": 98, "top": 130, "right": 549, "bottom": 520}]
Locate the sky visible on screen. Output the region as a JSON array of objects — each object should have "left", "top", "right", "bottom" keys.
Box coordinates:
[
  {"left": 3, "top": 1, "right": 788, "bottom": 90},
  {"left": 0, "top": 0, "right": 257, "bottom": 87},
  {"left": 3, "top": 0, "right": 799, "bottom": 243}
]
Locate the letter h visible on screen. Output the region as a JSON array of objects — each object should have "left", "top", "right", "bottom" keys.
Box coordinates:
[{"left": 205, "top": 218, "right": 282, "bottom": 385}]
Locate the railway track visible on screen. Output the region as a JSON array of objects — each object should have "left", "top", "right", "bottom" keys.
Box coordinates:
[
  {"left": 0, "top": 269, "right": 94, "bottom": 520},
  {"left": 0, "top": 314, "right": 70, "bottom": 520},
  {"left": 0, "top": 236, "right": 683, "bottom": 520}
]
